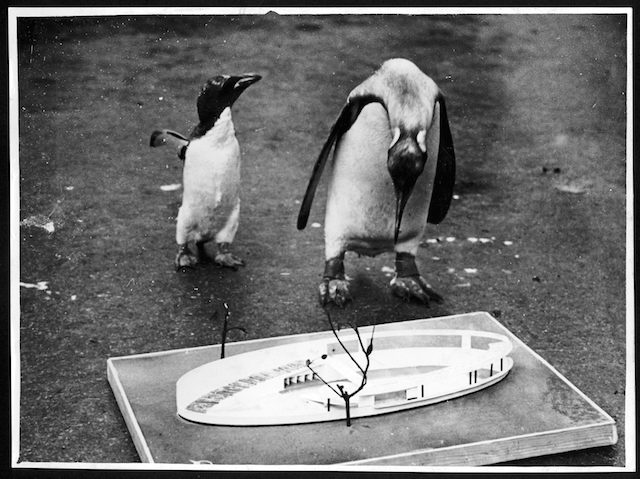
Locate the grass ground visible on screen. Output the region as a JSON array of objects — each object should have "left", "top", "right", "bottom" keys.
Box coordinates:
[{"left": 16, "top": 12, "right": 627, "bottom": 465}]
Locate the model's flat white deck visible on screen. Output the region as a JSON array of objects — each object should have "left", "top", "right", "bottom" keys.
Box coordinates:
[
  {"left": 176, "top": 329, "right": 514, "bottom": 425},
  {"left": 107, "top": 312, "right": 617, "bottom": 466}
]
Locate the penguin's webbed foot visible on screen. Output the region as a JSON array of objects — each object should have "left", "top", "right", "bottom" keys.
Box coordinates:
[
  {"left": 175, "top": 244, "right": 198, "bottom": 270},
  {"left": 214, "top": 243, "right": 245, "bottom": 270},
  {"left": 319, "top": 278, "right": 352, "bottom": 307},
  {"left": 214, "top": 252, "right": 245, "bottom": 270},
  {"left": 390, "top": 275, "right": 443, "bottom": 305}
]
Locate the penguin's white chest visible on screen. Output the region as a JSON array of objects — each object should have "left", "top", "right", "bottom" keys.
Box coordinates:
[
  {"left": 182, "top": 135, "right": 240, "bottom": 207},
  {"left": 324, "top": 103, "right": 438, "bottom": 257},
  {"left": 179, "top": 116, "right": 241, "bottom": 240}
]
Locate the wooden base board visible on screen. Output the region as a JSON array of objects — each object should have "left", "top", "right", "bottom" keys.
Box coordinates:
[{"left": 107, "top": 312, "right": 617, "bottom": 466}]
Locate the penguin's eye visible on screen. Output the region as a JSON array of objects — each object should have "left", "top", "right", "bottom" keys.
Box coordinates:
[{"left": 416, "top": 130, "right": 427, "bottom": 153}]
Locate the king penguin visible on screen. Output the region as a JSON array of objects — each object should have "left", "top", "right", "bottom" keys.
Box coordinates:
[
  {"left": 297, "top": 58, "right": 455, "bottom": 306},
  {"left": 150, "top": 73, "right": 261, "bottom": 270}
]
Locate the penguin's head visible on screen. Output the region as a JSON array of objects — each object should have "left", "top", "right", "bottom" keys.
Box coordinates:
[
  {"left": 387, "top": 126, "right": 428, "bottom": 243},
  {"left": 193, "top": 73, "right": 262, "bottom": 136}
]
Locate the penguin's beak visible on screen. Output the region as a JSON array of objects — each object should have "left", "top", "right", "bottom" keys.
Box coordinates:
[
  {"left": 232, "top": 73, "right": 262, "bottom": 91},
  {"left": 392, "top": 177, "right": 420, "bottom": 243},
  {"left": 393, "top": 188, "right": 411, "bottom": 243},
  {"left": 388, "top": 137, "right": 427, "bottom": 243},
  {"left": 223, "top": 74, "right": 262, "bottom": 108}
]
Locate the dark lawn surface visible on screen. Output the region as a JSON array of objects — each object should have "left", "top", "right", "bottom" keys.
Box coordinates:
[{"left": 16, "top": 13, "right": 627, "bottom": 465}]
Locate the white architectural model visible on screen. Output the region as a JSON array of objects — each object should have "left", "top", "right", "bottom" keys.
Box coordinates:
[{"left": 176, "top": 329, "right": 514, "bottom": 426}]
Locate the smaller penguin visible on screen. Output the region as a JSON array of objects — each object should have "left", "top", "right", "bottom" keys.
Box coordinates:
[
  {"left": 297, "top": 58, "right": 455, "bottom": 306},
  {"left": 150, "top": 73, "right": 261, "bottom": 270}
]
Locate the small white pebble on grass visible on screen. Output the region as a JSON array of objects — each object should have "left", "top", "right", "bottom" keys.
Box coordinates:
[
  {"left": 20, "top": 281, "right": 49, "bottom": 290},
  {"left": 425, "top": 238, "right": 438, "bottom": 244},
  {"left": 447, "top": 268, "right": 456, "bottom": 274},
  {"left": 467, "top": 237, "right": 478, "bottom": 243},
  {"left": 311, "top": 222, "right": 322, "bottom": 228},
  {"left": 71, "top": 295, "right": 77, "bottom": 301},
  {"left": 65, "top": 186, "right": 74, "bottom": 191},
  {"left": 21, "top": 216, "right": 56, "bottom": 233},
  {"left": 381, "top": 266, "right": 395, "bottom": 274},
  {"left": 502, "top": 269, "right": 513, "bottom": 274},
  {"left": 503, "top": 240, "right": 514, "bottom": 246},
  {"left": 280, "top": 272, "right": 291, "bottom": 276},
  {"left": 453, "top": 194, "right": 460, "bottom": 200},
  {"left": 464, "top": 268, "right": 478, "bottom": 274},
  {"left": 514, "top": 254, "right": 520, "bottom": 259},
  {"left": 432, "top": 256, "right": 440, "bottom": 261},
  {"left": 160, "top": 183, "right": 181, "bottom": 192},
  {"left": 455, "top": 282, "right": 471, "bottom": 288},
  {"left": 445, "top": 237, "right": 456, "bottom": 242},
  {"left": 479, "top": 238, "right": 492, "bottom": 243}
]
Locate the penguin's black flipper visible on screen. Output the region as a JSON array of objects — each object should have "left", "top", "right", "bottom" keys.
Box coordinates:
[
  {"left": 149, "top": 129, "right": 189, "bottom": 148},
  {"left": 297, "top": 95, "right": 384, "bottom": 230},
  {"left": 427, "top": 94, "right": 456, "bottom": 224}
]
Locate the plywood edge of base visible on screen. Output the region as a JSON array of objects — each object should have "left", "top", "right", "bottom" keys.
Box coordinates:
[
  {"left": 342, "top": 421, "right": 618, "bottom": 466},
  {"left": 106, "top": 359, "right": 155, "bottom": 463}
]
